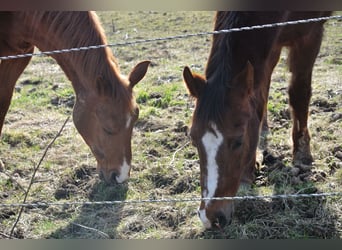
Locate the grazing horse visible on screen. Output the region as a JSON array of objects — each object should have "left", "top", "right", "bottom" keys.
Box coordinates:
[
  {"left": 0, "top": 11, "right": 150, "bottom": 184},
  {"left": 183, "top": 11, "right": 332, "bottom": 229}
]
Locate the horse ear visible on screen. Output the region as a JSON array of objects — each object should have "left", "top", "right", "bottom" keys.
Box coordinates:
[
  {"left": 232, "top": 61, "right": 254, "bottom": 95},
  {"left": 128, "top": 61, "right": 150, "bottom": 88},
  {"left": 96, "top": 76, "right": 113, "bottom": 96},
  {"left": 183, "top": 66, "right": 206, "bottom": 98}
]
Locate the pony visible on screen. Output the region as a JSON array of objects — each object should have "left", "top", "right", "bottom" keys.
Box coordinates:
[
  {"left": 183, "top": 11, "right": 332, "bottom": 229},
  {"left": 0, "top": 11, "right": 150, "bottom": 184}
]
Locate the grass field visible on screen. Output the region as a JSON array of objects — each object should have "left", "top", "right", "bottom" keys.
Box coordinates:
[{"left": 0, "top": 11, "right": 341, "bottom": 239}]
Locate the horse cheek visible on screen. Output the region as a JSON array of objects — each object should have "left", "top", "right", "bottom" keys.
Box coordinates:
[{"left": 73, "top": 100, "right": 94, "bottom": 146}]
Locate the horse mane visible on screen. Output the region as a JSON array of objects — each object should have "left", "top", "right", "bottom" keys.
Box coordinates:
[
  {"left": 196, "top": 12, "right": 244, "bottom": 128},
  {"left": 196, "top": 12, "right": 287, "bottom": 128},
  {"left": 23, "top": 11, "right": 134, "bottom": 112},
  {"left": 205, "top": 12, "right": 241, "bottom": 81}
]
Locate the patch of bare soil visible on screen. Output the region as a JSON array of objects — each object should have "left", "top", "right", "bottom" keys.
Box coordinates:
[{"left": 54, "top": 165, "right": 96, "bottom": 200}]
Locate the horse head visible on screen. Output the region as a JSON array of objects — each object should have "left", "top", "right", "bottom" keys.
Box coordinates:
[
  {"left": 183, "top": 62, "right": 259, "bottom": 229},
  {"left": 73, "top": 61, "right": 150, "bottom": 184}
]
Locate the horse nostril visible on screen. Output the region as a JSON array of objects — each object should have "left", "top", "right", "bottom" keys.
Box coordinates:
[
  {"left": 98, "top": 170, "right": 119, "bottom": 185},
  {"left": 214, "top": 212, "right": 227, "bottom": 229},
  {"left": 110, "top": 171, "right": 119, "bottom": 184}
]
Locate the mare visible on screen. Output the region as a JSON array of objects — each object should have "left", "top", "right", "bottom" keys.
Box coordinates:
[
  {"left": 0, "top": 11, "right": 150, "bottom": 184},
  {"left": 183, "top": 11, "right": 332, "bottom": 229}
]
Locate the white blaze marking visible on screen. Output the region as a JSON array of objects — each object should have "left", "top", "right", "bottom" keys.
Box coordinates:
[
  {"left": 198, "top": 124, "right": 223, "bottom": 228},
  {"left": 201, "top": 123, "right": 223, "bottom": 206},
  {"left": 198, "top": 209, "right": 211, "bottom": 229},
  {"left": 116, "top": 158, "right": 130, "bottom": 183}
]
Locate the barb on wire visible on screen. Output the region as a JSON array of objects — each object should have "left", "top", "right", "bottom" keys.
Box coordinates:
[
  {"left": 1, "top": 191, "right": 341, "bottom": 209},
  {"left": 0, "top": 14, "right": 341, "bottom": 61}
]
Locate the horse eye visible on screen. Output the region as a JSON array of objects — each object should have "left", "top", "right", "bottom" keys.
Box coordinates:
[
  {"left": 231, "top": 137, "right": 243, "bottom": 150},
  {"left": 103, "top": 127, "right": 115, "bottom": 135}
]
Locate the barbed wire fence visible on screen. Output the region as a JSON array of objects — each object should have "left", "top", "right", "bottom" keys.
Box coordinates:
[
  {"left": 1, "top": 192, "right": 342, "bottom": 209},
  {"left": 0, "top": 14, "right": 341, "bottom": 61},
  {"left": 1, "top": 14, "right": 342, "bottom": 238}
]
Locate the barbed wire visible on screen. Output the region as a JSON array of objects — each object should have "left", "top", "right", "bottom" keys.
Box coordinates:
[
  {"left": 1, "top": 191, "right": 341, "bottom": 208},
  {"left": 0, "top": 14, "right": 341, "bottom": 61}
]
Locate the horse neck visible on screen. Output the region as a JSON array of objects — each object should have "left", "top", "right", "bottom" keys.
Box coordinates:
[{"left": 17, "top": 11, "right": 121, "bottom": 94}]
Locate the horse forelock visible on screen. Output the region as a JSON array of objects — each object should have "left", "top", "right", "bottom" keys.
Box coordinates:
[{"left": 195, "top": 82, "right": 227, "bottom": 129}]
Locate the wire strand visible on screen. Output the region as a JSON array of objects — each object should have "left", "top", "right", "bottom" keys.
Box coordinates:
[
  {"left": 0, "top": 14, "right": 340, "bottom": 61},
  {"left": 1, "top": 192, "right": 341, "bottom": 208}
]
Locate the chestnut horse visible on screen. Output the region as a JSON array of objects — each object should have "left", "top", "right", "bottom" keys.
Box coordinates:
[
  {"left": 0, "top": 12, "right": 150, "bottom": 184},
  {"left": 183, "top": 11, "right": 332, "bottom": 229}
]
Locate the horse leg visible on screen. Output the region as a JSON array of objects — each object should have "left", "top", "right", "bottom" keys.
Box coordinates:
[
  {"left": 259, "top": 47, "right": 283, "bottom": 148},
  {"left": 0, "top": 54, "right": 33, "bottom": 135},
  {"left": 288, "top": 28, "right": 323, "bottom": 165}
]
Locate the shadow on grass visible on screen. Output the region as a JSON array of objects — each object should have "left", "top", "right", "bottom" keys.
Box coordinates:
[{"left": 48, "top": 165, "right": 128, "bottom": 239}]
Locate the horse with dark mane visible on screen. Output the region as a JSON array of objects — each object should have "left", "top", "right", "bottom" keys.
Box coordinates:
[
  {"left": 183, "top": 11, "right": 332, "bottom": 229},
  {"left": 0, "top": 11, "right": 150, "bottom": 184}
]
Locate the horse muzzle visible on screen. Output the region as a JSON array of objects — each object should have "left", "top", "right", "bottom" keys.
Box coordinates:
[
  {"left": 98, "top": 158, "right": 131, "bottom": 185},
  {"left": 198, "top": 201, "right": 234, "bottom": 229}
]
